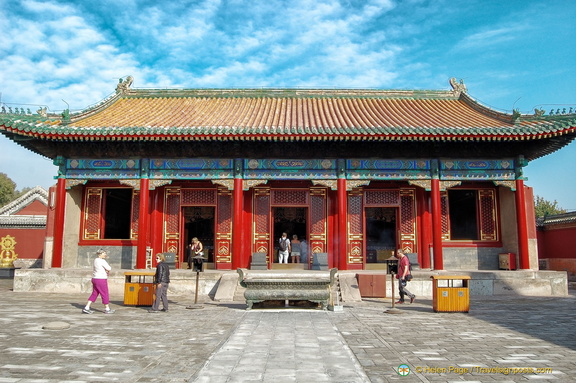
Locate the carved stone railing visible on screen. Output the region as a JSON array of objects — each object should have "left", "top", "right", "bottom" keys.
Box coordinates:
[{"left": 237, "top": 268, "right": 337, "bottom": 310}]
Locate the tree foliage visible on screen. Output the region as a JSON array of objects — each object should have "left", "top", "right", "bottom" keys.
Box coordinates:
[
  {"left": 534, "top": 195, "right": 566, "bottom": 218},
  {"left": 0, "top": 173, "right": 17, "bottom": 206}
]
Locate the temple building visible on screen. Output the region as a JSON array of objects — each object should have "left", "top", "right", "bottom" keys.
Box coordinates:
[{"left": 1, "top": 77, "right": 575, "bottom": 273}]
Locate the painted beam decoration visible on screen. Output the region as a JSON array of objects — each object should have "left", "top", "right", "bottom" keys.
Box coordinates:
[
  {"left": 66, "top": 159, "right": 140, "bottom": 179},
  {"left": 150, "top": 158, "right": 234, "bottom": 180},
  {"left": 61, "top": 157, "right": 518, "bottom": 182},
  {"left": 440, "top": 159, "right": 516, "bottom": 180},
  {"left": 347, "top": 159, "right": 430, "bottom": 180},
  {"left": 243, "top": 159, "right": 337, "bottom": 179}
]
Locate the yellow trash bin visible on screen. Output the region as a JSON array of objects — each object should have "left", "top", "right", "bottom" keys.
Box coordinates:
[
  {"left": 430, "top": 275, "right": 471, "bottom": 313},
  {"left": 124, "top": 271, "right": 156, "bottom": 306}
]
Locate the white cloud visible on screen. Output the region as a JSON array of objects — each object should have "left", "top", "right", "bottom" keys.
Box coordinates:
[{"left": 455, "top": 24, "right": 529, "bottom": 50}]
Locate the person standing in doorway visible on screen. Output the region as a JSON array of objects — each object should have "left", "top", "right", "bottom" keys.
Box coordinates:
[
  {"left": 394, "top": 249, "right": 416, "bottom": 304},
  {"left": 290, "top": 234, "right": 301, "bottom": 263},
  {"left": 149, "top": 253, "right": 170, "bottom": 313},
  {"left": 187, "top": 237, "right": 204, "bottom": 269},
  {"left": 278, "top": 232, "right": 291, "bottom": 264},
  {"left": 82, "top": 249, "right": 115, "bottom": 314},
  {"left": 300, "top": 237, "right": 308, "bottom": 264}
]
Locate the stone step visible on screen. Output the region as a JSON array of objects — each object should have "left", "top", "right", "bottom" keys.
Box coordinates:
[{"left": 270, "top": 263, "right": 306, "bottom": 270}]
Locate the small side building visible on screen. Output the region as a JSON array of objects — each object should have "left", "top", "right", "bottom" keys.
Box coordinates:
[
  {"left": 0, "top": 186, "right": 49, "bottom": 269},
  {"left": 537, "top": 212, "right": 576, "bottom": 281}
]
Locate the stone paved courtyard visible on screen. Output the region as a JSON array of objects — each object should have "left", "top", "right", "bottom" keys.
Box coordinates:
[{"left": 0, "top": 278, "right": 575, "bottom": 382}]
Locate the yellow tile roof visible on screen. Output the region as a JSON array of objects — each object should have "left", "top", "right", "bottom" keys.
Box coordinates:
[{"left": 74, "top": 92, "right": 509, "bottom": 130}]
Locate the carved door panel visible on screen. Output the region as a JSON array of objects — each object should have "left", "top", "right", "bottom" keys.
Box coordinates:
[
  {"left": 83, "top": 188, "right": 103, "bottom": 240},
  {"left": 163, "top": 187, "right": 181, "bottom": 259},
  {"left": 309, "top": 187, "right": 327, "bottom": 266},
  {"left": 253, "top": 188, "right": 271, "bottom": 264},
  {"left": 399, "top": 189, "right": 417, "bottom": 253},
  {"left": 348, "top": 191, "right": 363, "bottom": 265},
  {"left": 215, "top": 188, "right": 232, "bottom": 268},
  {"left": 479, "top": 189, "right": 498, "bottom": 241}
]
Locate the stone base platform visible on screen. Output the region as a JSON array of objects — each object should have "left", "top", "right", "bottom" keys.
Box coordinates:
[
  {"left": 0, "top": 268, "right": 17, "bottom": 279},
  {"left": 353, "top": 269, "right": 569, "bottom": 297},
  {"left": 10, "top": 268, "right": 569, "bottom": 302}
]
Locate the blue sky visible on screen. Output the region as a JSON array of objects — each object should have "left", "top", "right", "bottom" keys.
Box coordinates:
[{"left": 1, "top": 0, "right": 575, "bottom": 209}]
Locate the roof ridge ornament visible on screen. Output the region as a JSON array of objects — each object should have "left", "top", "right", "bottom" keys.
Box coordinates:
[
  {"left": 449, "top": 77, "right": 467, "bottom": 96},
  {"left": 116, "top": 76, "right": 134, "bottom": 94},
  {"left": 37, "top": 107, "right": 47, "bottom": 117}
]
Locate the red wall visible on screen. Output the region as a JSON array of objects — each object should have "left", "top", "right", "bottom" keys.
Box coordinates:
[
  {"left": 538, "top": 226, "right": 576, "bottom": 260},
  {"left": 0, "top": 228, "right": 46, "bottom": 260},
  {"left": 16, "top": 200, "right": 48, "bottom": 215}
]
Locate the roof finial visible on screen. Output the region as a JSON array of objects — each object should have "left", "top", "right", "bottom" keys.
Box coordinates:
[
  {"left": 116, "top": 76, "right": 134, "bottom": 94},
  {"left": 449, "top": 77, "right": 467, "bottom": 95}
]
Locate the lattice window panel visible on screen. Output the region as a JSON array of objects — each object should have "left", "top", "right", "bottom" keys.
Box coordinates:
[
  {"left": 440, "top": 191, "right": 450, "bottom": 240},
  {"left": 181, "top": 189, "right": 216, "bottom": 205},
  {"left": 83, "top": 188, "right": 102, "bottom": 240},
  {"left": 479, "top": 189, "right": 498, "bottom": 241},
  {"left": 164, "top": 189, "right": 181, "bottom": 236},
  {"left": 130, "top": 191, "right": 140, "bottom": 240},
  {"left": 398, "top": 190, "right": 416, "bottom": 252},
  {"left": 400, "top": 191, "right": 415, "bottom": 235},
  {"left": 365, "top": 190, "right": 400, "bottom": 206},
  {"left": 217, "top": 193, "right": 232, "bottom": 234},
  {"left": 253, "top": 189, "right": 271, "bottom": 256},
  {"left": 272, "top": 190, "right": 308, "bottom": 205},
  {"left": 215, "top": 189, "right": 233, "bottom": 264},
  {"left": 254, "top": 193, "right": 270, "bottom": 234},
  {"left": 310, "top": 193, "right": 326, "bottom": 235},
  {"left": 348, "top": 194, "right": 363, "bottom": 235}
]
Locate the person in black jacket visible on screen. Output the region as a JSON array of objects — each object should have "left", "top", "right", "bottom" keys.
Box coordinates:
[{"left": 149, "top": 253, "right": 170, "bottom": 313}]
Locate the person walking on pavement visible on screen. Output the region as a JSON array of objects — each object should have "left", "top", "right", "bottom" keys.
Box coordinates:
[
  {"left": 395, "top": 249, "right": 416, "bottom": 304},
  {"left": 149, "top": 253, "right": 170, "bottom": 313},
  {"left": 278, "top": 232, "right": 291, "bottom": 264},
  {"left": 82, "top": 249, "right": 115, "bottom": 314}
]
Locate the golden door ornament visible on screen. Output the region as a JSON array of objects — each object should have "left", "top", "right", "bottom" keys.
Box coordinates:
[{"left": 1, "top": 235, "right": 18, "bottom": 267}]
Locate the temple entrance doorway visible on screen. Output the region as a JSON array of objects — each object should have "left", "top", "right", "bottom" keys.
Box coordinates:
[
  {"left": 272, "top": 207, "right": 307, "bottom": 265},
  {"left": 182, "top": 206, "right": 215, "bottom": 269},
  {"left": 365, "top": 207, "right": 397, "bottom": 266}
]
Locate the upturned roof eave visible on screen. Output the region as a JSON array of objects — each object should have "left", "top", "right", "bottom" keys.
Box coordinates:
[{"left": 3, "top": 123, "right": 576, "bottom": 142}]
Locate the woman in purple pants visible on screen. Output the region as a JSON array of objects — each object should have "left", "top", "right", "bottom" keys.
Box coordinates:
[{"left": 82, "top": 249, "right": 115, "bottom": 314}]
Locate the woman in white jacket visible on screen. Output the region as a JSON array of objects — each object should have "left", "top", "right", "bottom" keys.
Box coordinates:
[{"left": 82, "top": 249, "right": 115, "bottom": 314}]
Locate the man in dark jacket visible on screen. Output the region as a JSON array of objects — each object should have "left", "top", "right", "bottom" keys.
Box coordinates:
[{"left": 149, "top": 253, "right": 170, "bottom": 313}]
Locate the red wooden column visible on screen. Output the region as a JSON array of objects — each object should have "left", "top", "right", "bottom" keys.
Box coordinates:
[
  {"left": 417, "top": 187, "right": 432, "bottom": 269},
  {"left": 431, "top": 178, "right": 444, "bottom": 270},
  {"left": 515, "top": 179, "right": 530, "bottom": 269},
  {"left": 51, "top": 177, "right": 66, "bottom": 268},
  {"left": 232, "top": 177, "right": 244, "bottom": 270},
  {"left": 136, "top": 177, "right": 149, "bottom": 269},
  {"left": 337, "top": 177, "right": 347, "bottom": 270}
]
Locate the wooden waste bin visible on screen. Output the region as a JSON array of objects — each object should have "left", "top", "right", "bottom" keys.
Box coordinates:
[
  {"left": 430, "top": 275, "right": 471, "bottom": 313},
  {"left": 124, "top": 271, "right": 156, "bottom": 306}
]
